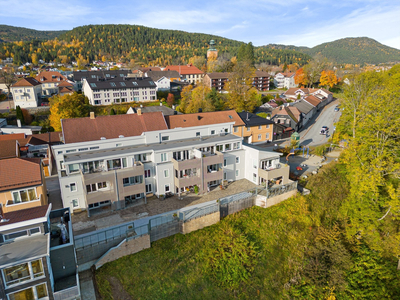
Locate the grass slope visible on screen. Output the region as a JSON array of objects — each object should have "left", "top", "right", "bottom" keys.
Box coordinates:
[{"left": 0, "top": 25, "right": 66, "bottom": 42}]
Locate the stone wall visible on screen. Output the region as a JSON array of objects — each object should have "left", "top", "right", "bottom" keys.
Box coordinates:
[
  {"left": 95, "top": 234, "right": 150, "bottom": 269},
  {"left": 181, "top": 211, "right": 220, "bottom": 234},
  {"left": 255, "top": 189, "right": 297, "bottom": 208}
]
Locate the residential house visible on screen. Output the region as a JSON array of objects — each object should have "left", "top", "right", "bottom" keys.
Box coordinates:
[
  {"left": 271, "top": 106, "right": 303, "bottom": 132},
  {"left": 253, "top": 70, "right": 270, "bottom": 91},
  {"left": 35, "top": 71, "right": 67, "bottom": 96},
  {"left": 291, "top": 100, "right": 317, "bottom": 126},
  {"left": 145, "top": 70, "right": 180, "bottom": 91},
  {"left": 73, "top": 69, "right": 131, "bottom": 91},
  {"left": 11, "top": 77, "right": 42, "bottom": 108},
  {"left": 164, "top": 65, "right": 204, "bottom": 85},
  {"left": 236, "top": 111, "right": 276, "bottom": 144},
  {"left": 82, "top": 76, "right": 157, "bottom": 105},
  {"left": 52, "top": 111, "right": 291, "bottom": 215},
  {"left": 304, "top": 94, "right": 323, "bottom": 110},
  {"left": 58, "top": 81, "right": 75, "bottom": 96},
  {"left": 284, "top": 87, "right": 333, "bottom": 104},
  {"left": 0, "top": 205, "right": 80, "bottom": 300},
  {"left": 0, "top": 157, "right": 47, "bottom": 213},
  {"left": 274, "top": 72, "right": 296, "bottom": 89}
]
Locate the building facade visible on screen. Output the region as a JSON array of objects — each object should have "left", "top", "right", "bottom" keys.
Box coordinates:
[
  {"left": 11, "top": 78, "right": 42, "bottom": 108},
  {"left": 164, "top": 65, "right": 204, "bottom": 85},
  {"left": 274, "top": 72, "right": 296, "bottom": 89},
  {"left": 35, "top": 71, "right": 68, "bottom": 96}
]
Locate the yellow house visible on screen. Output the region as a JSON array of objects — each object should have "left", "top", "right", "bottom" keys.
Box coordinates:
[
  {"left": 0, "top": 158, "right": 48, "bottom": 214},
  {"left": 234, "top": 111, "right": 275, "bottom": 144}
]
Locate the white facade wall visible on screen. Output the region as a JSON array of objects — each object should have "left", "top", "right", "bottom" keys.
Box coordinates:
[
  {"left": 155, "top": 77, "right": 170, "bottom": 91},
  {"left": 41, "top": 82, "right": 59, "bottom": 96},
  {"left": 12, "top": 85, "right": 42, "bottom": 108}
]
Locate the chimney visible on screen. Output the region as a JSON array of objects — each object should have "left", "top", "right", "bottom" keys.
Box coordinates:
[
  {"left": 137, "top": 108, "right": 142, "bottom": 115},
  {"left": 17, "top": 119, "right": 21, "bottom": 127},
  {"left": 90, "top": 112, "right": 95, "bottom": 119}
]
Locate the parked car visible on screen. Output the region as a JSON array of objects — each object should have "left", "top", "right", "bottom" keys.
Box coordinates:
[{"left": 334, "top": 106, "right": 340, "bottom": 112}]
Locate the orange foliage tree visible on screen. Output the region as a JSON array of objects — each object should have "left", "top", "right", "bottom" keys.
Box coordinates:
[
  {"left": 294, "top": 68, "right": 308, "bottom": 87},
  {"left": 319, "top": 70, "right": 339, "bottom": 88}
]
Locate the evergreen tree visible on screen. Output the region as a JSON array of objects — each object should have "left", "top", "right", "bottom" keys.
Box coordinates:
[
  {"left": 15, "top": 105, "right": 25, "bottom": 125},
  {"left": 245, "top": 42, "right": 255, "bottom": 66},
  {"left": 110, "top": 108, "right": 116, "bottom": 115}
]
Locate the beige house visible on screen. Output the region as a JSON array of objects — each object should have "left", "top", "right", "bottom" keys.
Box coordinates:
[{"left": 0, "top": 157, "right": 47, "bottom": 213}]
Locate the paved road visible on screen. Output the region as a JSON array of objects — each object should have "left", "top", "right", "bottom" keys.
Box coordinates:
[
  {"left": 0, "top": 99, "right": 13, "bottom": 113},
  {"left": 299, "top": 101, "right": 341, "bottom": 147}
]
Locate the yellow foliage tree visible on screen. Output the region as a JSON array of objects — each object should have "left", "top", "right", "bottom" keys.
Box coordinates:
[{"left": 319, "top": 70, "right": 339, "bottom": 88}]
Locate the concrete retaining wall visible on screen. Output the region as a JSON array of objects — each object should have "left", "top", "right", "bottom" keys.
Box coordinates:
[
  {"left": 255, "top": 189, "right": 297, "bottom": 208},
  {"left": 181, "top": 212, "right": 220, "bottom": 234},
  {"left": 95, "top": 234, "right": 150, "bottom": 269}
]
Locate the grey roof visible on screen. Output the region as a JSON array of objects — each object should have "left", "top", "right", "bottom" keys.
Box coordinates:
[
  {"left": 129, "top": 106, "right": 182, "bottom": 116},
  {"left": 292, "top": 100, "right": 315, "bottom": 114},
  {"left": 85, "top": 76, "right": 156, "bottom": 90},
  {"left": 206, "top": 72, "right": 230, "bottom": 79},
  {"left": 238, "top": 111, "right": 275, "bottom": 127},
  {"left": 146, "top": 70, "right": 180, "bottom": 81},
  {"left": 73, "top": 70, "right": 130, "bottom": 81},
  {"left": 0, "top": 234, "right": 49, "bottom": 267},
  {"left": 64, "top": 133, "right": 242, "bottom": 163}
]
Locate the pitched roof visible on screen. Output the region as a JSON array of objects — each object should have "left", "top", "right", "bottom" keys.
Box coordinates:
[
  {"left": 62, "top": 112, "right": 168, "bottom": 143},
  {"left": 254, "top": 70, "right": 270, "bottom": 77},
  {"left": 146, "top": 70, "right": 180, "bottom": 81},
  {"left": 35, "top": 71, "right": 67, "bottom": 83},
  {"left": 12, "top": 77, "right": 41, "bottom": 87},
  {"left": 275, "top": 72, "right": 295, "bottom": 78},
  {"left": 31, "top": 132, "right": 63, "bottom": 145},
  {"left": 128, "top": 106, "right": 182, "bottom": 116},
  {"left": 0, "top": 205, "right": 50, "bottom": 227},
  {"left": 237, "top": 111, "right": 275, "bottom": 127},
  {"left": 0, "top": 140, "right": 19, "bottom": 159},
  {"left": 84, "top": 76, "right": 156, "bottom": 90},
  {"left": 0, "top": 158, "right": 42, "bottom": 192},
  {"left": 73, "top": 70, "right": 130, "bottom": 81},
  {"left": 166, "top": 110, "right": 245, "bottom": 129},
  {"left": 57, "top": 81, "right": 73, "bottom": 87},
  {"left": 0, "top": 133, "right": 26, "bottom": 141},
  {"left": 304, "top": 95, "right": 322, "bottom": 107},
  {"left": 272, "top": 106, "right": 301, "bottom": 123},
  {"left": 206, "top": 72, "right": 230, "bottom": 79},
  {"left": 292, "top": 100, "right": 315, "bottom": 114},
  {"left": 164, "top": 65, "right": 204, "bottom": 75},
  {"left": 140, "top": 67, "right": 162, "bottom": 72},
  {"left": 284, "top": 87, "right": 309, "bottom": 96}
]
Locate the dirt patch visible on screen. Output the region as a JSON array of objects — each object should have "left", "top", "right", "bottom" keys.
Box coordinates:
[{"left": 101, "top": 276, "right": 132, "bottom": 300}]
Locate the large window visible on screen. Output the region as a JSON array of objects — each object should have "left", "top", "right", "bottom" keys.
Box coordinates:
[
  {"left": 68, "top": 163, "right": 80, "bottom": 173},
  {"left": 11, "top": 188, "right": 37, "bottom": 205},
  {"left": 3, "top": 259, "right": 44, "bottom": 287},
  {"left": 134, "top": 153, "right": 149, "bottom": 163},
  {"left": 82, "top": 160, "right": 104, "bottom": 173},
  {"left": 70, "top": 183, "right": 77, "bottom": 192},
  {"left": 161, "top": 153, "right": 167, "bottom": 162},
  {"left": 86, "top": 182, "right": 108, "bottom": 193},
  {"left": 4, "top": 227, "right": 40, "bottom": 241},
  {"left": 123, "top": 175, "right": 143, "bottom": 187},
  {"left": 8, "top": 283, "right": 48, "bottom": 300},
  {"left": 107, "top": 158, "right": 127, "bottom": 170}
]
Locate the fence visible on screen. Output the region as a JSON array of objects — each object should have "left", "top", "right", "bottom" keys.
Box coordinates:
[{"left": 74, "top": 184, "right": 298, "bottom": 269}]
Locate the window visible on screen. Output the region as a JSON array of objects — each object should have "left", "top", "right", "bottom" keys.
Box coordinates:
[
  {"left": 82, "top": 160, "right": 103, "bottom": 173},
  {"left": 57, "top": 150, "right": 63, "bottom": 154},
  {"left": 78, "top": 148, "right": 88, "bottom": 151},
  {"left": 66, "top": 149, "right": 76, "bottom": 153},
  {"left": 8, "top": 283, "right": 48, "bottom": 300},
  {"left": 146, "top": 184, "right": 152, "bottom": 193},
  {"left": 59, "top": 161, "right": 65, "bottom": 170},
  {"left": 247, "top": 127, "right": 250, "bottom": 132},
  {"left": 161, "top": 153, "right": 167, "bottom": 162},
  {"left": 134, "top": 153, "right": 149, "bottom": 163},
  {"left": 144, "top": 169, "right": 151, "bottom": 178},
  {"left": 216, "top": 145, "right": 223, "bottom": 152},
  {"left": 68, "top": 163, "right": 79, "bottom": 173},
  {"left": 258, "top": 134, "right": 262, "bottom": 140},
  {"left": 253, "top": 159, "right": 257, "bottom": 169},
  {"left": 234, "top": 127, "right": 238, "bottom": 133},
  {"left": 70, "top": 183, "right": 77, "bottom": 192},
  {"left": 236, "top": 170, "right": 239, "bottom": 176},
  {"left": 164, "top": 169, "right": 169, "bottom": 178},
  {"left": 225, "top": 144, "right": 231, "bottom": 151},
  {"left": 233, "top": 142, "right": 241, "bottom": 150},
  {"left": 165, "top": 184, "right": 170, "bottom": 192},
  {"left": 110, "top": 82, "right": 116, "bottom": 87},
  {"left": 224, "top": 128, "right": 228, "bottom": 133},
  {"left": 72, "top": 199, "right": 78, "bottom": 207},
  {"left": 224, "top": 159, "right": 227, "bottom": 167},
  {"left": 107, "top": 158, "right": 126, "bottom": 170},
  {"left": 253, "top": 173, "right": 257, "bottom": 182},
  {"left": 236, "top": 157, "right": 240, "bottom": 164},
  {"left": 90, "top": 83, "right": 97, "bottom": 88},
  {"left": 3, "top": 259, "right": 44, "bottom": 287},
  {"left": 266, "top": 133, "right": 270, "bottom": 140},
  {"left": 94, "top": 100, "right": 101, "bottom": 105},
  {"left": 211, "top": 130, "right": 215, "bottom": 135},
  {"left": 10, "top": 188, "right": 37, "bottom": 205},
  {"left": 116, "top": 143, "right": 122, "bottom": 147},
  {"left": 162, "top": 136, "right": 169, "bottom": 141},
  {"left": 4, "top": 227, "right": 41, "bottom": 241},
  {"left": 90, "top": 146, "right": 100, "bottom": 150},
  {"left": 267, "top": 125, "right": 270, "bottom": 129},
  {"left": 224, "top": 172, "right": 227, "bottom": 180},
  {"left": 123, "top": 176, "right": 143, "bottom": 186},
  {"left": 196, "top": 132, "right": 200, "bottom": 137}
]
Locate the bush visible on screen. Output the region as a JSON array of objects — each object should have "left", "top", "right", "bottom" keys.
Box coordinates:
[{"left": 314, "top": 144, "right": 328, "bottom": 156}]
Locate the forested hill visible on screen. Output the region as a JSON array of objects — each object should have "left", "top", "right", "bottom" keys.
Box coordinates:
[
  {"left": 0, "top": 24, "right": 311, "bottom": 66},
  {"left": 262, "top": 37, "right": 400, "bottom": 65},
  {"left": 0, "top": 25, "right": 66, "bottom": 42}
]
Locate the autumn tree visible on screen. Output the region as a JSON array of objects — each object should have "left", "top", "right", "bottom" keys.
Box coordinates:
[
  {"left": 178, "top": 85, "right": 193, "bottom": 113},
  {"left": 180, "top": 83, "right": 215, "bottom": 113},
  {"left": 189, "top": 56, "right": 206, "bottom": 70},
  {"left": 224, "top": 61, "right": 261, "bottom": 112},
  {"left": 319, "top": 70, "right": 339, "bottom": 88},
  {"left": 31, "top": 53, "right": 38, "bottom": 65},
  {"left": 166, "top": 93, "right": 175, "bottom": 107},
  {"left": 0, "top": 66, "right": 17, "bottom": 109},
  {"left": 294, "top": 67, "right": 308, "bottom": 87},
  {"left": 49, "top": 93, "right": 89, "bottom": 131}
]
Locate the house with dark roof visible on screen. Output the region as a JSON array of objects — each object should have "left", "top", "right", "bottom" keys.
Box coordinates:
[
  {"left": 83, "top": 76, "right": 158, "bottom": 105},
  {"left": 127, "top": 105, "right": 182, "bottom": 116},
  {"left": 11, "top": 77, "right": 42, "bottom": 108},
  {"left": 0, "top": 157, "right": 48, "bottom": 214},
  {"left": 271, "top": 106, "right": 303, "bottom": 132},
  {"left": 292, "top": 100, "right": 317, "bottom": 125},
  {"left": 0, "top": 204, "right": 81, "bottom": 300},
  {"left": 237, "top": 111, "right": 276, "bottom": 144},
  {"left": 73, "top": 69, "right": 131, "bottom": 90},
  {"left": 145, "top": 70, "right": 180, "bottom": 91}
]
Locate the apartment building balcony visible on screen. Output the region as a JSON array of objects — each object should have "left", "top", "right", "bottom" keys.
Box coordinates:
[
  {"left": 174, "top": 173, "right": 201, "bottom": 189},
  {"left": 258, "top": 163, "right": 290, "bottom": 185},
  {"left": 202, "top": 150, "right": 223, "bottom": 165},
  {"left": 172, "top": 157, "right": 201, "bottom": 171},
  {"left": 204, "top": 168, "right": 223, "bottom": 182}
]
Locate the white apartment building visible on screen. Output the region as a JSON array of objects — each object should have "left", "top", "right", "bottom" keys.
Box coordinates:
[
  {"left": 11, "top": 77, "right": 42, "bottom": 108},
  {"left": 83, "top": 76, "right": 157, "bottom": 105},
  {"left": 274, "top": 72, "right": 297, "bottom": 89},
  {"left": 52, "top": 117, "right": 289, "bottom": 216}
]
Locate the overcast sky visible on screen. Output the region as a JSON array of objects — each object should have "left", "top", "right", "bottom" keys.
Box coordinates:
[{"left": 1, "top": 0, "right": 399, "bottom": 49}]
